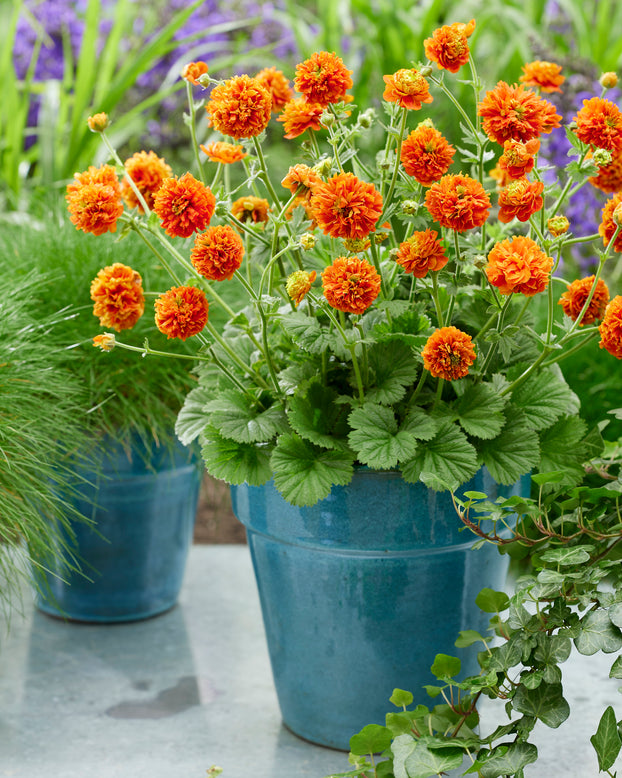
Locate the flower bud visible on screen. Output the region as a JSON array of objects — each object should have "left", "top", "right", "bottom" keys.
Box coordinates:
[
  {"left": 420, "top": 65, "right": 433, "bottom": 77},
  {"left": 93, "top": 333, "right": 116, "bottom": 351},
  {"left": 472, "top": 254, "right": 487, "bottom": 269},
  {"left": 299, "top": 232, "right": 316, "bottom": 250},
  {"left": 600, "top": 71, "right": 618, "bottom": 89},
  {"left": 87, "top": 112, "right": 109, "bottom": 132},
  {"left": 593, "top": 148, "right": 613, "bottom": 167},
  {"left": 320, "top": 109, "right": 336, "bottom": 128},
  {"left": 401, "top": 200, "right": 419, "bottom": 215},
  {"left": 286, "top": 270, "right": 317, "bottom": 307},
  {"left": 358, "top": 108, "right": 376, "bottom": 129},
  {"left": 313, "top": 157, "right": 332, "bottom": 177},
  {"left": 343, "top": 237, "right": 371, "bottom": 252},
  {"left": 547, "top": 215, "right": 570, "bottom": 237},
  {"left": 613, "top": 202, "right": 622, "bottom": 226}
]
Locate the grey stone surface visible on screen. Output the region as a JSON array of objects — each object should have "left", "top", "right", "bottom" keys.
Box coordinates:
[{"left": 0, "top": 545, "right": 619, "bottom": 777}]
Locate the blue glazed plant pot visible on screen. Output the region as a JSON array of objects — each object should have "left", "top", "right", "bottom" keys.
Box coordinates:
[
  {"left": 230, "top": 468, "right": 529, "bottom": 750},
  {"left": 35, "top": 437, "right": 202, "bottom": 623}
]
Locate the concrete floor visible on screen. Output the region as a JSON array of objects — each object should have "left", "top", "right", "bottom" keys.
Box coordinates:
[{"left": 0, "top": 545, "right": 619, "bottom": 777}]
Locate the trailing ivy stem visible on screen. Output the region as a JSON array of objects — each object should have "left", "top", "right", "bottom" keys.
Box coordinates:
[
  {"left": 382, "top": 106, "right": 408, "bottom": 214},
  {"left": 185, "top": 81, "right": 207, "bottom": 183},
  {"left": 204, "top": 320, "right": 270, "bottom": 390}
]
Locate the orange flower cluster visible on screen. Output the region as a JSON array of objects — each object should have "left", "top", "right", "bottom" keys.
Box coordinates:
[
  {"left": 286, "top": 269, "right": 317, "bottom": 307},
  {"left": 66, "top": 164, "right": 123, "bottom": 236},
  {"left": 422, "top": 326, "right": 476, "bottom": 381},
  {"left": 599, "top": 192, "right": 622, "bottom": 252},
  {"left": 255, "top": 66, "right": 294, "bottom": 111},
  {"left": 281, "top": 164, "right": 322, "bottom": 197},
  {"left": 400, "top": 123, "right": 455, "bottom": 185},
  {"left": 425, "top": 173, "right": 491, "bottom": 231},
  {"left": 200, "top": 141, "right": 247, "bottom": 164},
  {"left": 310, "top": 172, "right": 383, "bottom": 239},
  {"left": 497, "top": 177, "right": 544, "bottom": 223},
  {"left": 191, "top": 226, "right": 245, "bottom": 281},
  {"left": 277, "top": 98, "right": 324, "bottom": 139},
  {"left": 478, "top": 81, "right": 561, "bottom": 144},
  {"left": 519, "top": 60, "right": 564, "bottom": 93},
  {"left": 90, "top": 263, "right": 145, "bottom": 332},
  {"left": 559, "top": 276, "right": 610, "bottom": 325},
  {"left": 206, "top": 74, "right": 272, "bottom": 139},
  {"left": 486, "top": 236, "right": 553, "bottom": 296},
  {"left": 321, "top": 255, "right": 381, "bottom": 314},
  {"left": 589, "top": 147, "right": 622, "bottom": 193},
  {"left": 423, "top": 19, "right": 476, "bottom": 73},
  {"left": 497, "top": 138, "right": 540, "bottom": 179},
  {"left": 152, "top": 173, "right": 216, "bottom": 238},
  {"left": 395, "top": 230, "right": 448, "bottom": 278},
  {"left": 573, "top": 97, "right": 622, "bottom": 151},
  {"left": 382, "top": 69, "right": 433, "bottom": 111},
  {"left": 599, "top": 296, "right": 622, "bottom": 358},
  {"left": 294, "top": 51, "right": 352, "bottom": 106},
  {"left": 154, "top": 286, "right": 209, "bottom": 340},
  {"left": 231, "top": 196, "right": 270, "bottom": 224},
  {"left": 181, "top": 61, "right": 208, "bottom": 86},
  {"left": 122, "top": 150, "right": 172, "bottom": 212}
]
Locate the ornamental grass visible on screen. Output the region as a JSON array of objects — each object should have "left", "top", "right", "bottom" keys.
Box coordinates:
[{"left": 69, "top": 24, "right": 622, "bottom": 507}]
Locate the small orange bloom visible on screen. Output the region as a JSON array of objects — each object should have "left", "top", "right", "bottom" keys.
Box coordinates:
[
  {"left": 519, "top": 60, "right": 564, "bottom": 93},
  {"left": 191, "top": 225, "right": 245, "bottom": 281},
  {"left": 87, "top": 112, "right": 109, "bottom": 132},
  {"left": 152, "top": 173, "right": 216, "bottom": 238},
  {"left": 382, "top": 68, "right": 433, "bottom": 111},
  {"left": 321, "top": 255, "right": 381, "bottom": 314},
  {"left": 281, "top": 164, "right": 322, "bottom": 198},
  {"left": 231, "top": 196, "right": 270, "bottom": 224},
  {"left": 497, "top": 138, "right": 540, "bottom": 179},
  {"left": 559, "top": 275, "right": 610, "bottom": 325},
  {"left": 92, "top": 333, "right": 116, "bottom": 351},
  {"left": 254, "top": 66, "right": 294, "bottom": 111},
  {"left": 547, "top": 215, "right": 570, "bottom": 236},
  {"left": 599, "top": 296, "right": 622, "bottom": 359},
  {"left": 395, "top": 229, "right": 448, "bottom": 278},
  {"left": 423, "top": 19, "right": 476, "bottom": 73},
  {"left": 400, "top": 123, "right": 455, "bottom": 185},
  {"left": 154, "top": 286, "right": 209, "bottom": 341},
  {"left": 589, "top": 147, "right": 622, "bottom": 193},
  {"left": 206, "top": 74, "right": 272, "bottom": 139},
  {"left": 486, "top": 236, "right": 553, "bottom": 296},
  {"left": 422, "top": 326, "right": 476, "bottom": 381},
  {"left": 310, "top": 172, "right": 383, "bottom": 239},
  {"left": 497, "top": 177, "right": 544, "bottom": 223},
  {"left": 599, "top": 192, "right": 622, "bottom": 252},
  {"left": 294, "top": 51, "right": 353, "bottom": 106},
  {"left": 200, "top": 141, "right": 247, "bottom": 164},
  {"left": 121, "top": 150, "right": 172, "bottom": 212},
  {"left": 277, "top": 98, "right": 324, "bottom": 139},
  {"left": 489, "top": 163, "right": 513, "bottom": 189},
  {"left": 573, "top": 97, "right": 622, "bottom": 151},
  {"left": 181, "top": 61, "right": 208, "bottom": 86},
  {"left": 66, "top": 165, "right": 123, "bottom": 236},
  {"left": 425, "top": 173, "right": 491, "bottom": 232},
  {"left": 68, "top": 164, "right": 119, "bottom": 190},
  {"left": 90, "top": 263, "right": 145, "bottom": 332},
  {"left": 286, "top": 269, "right": 317, "bottom": 307},
  {"left": 478, "top": 81, "right": 561, "bottom": 144}
]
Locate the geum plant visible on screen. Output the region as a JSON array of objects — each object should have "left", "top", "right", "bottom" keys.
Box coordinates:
[{"left": 66, "top": 19, "right": 622, "bottom": 507}]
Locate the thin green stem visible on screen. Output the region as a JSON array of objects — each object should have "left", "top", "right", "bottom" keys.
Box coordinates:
[
  {"left": 431, "top": 272, "right": 445, "bottom": 327},
  {"left": 205, "top": 320, "right": 270, "bottom": 390},
  {"left": 382, "top": 106, "right": 408, "bottom": 217},
  {"left": 251, "top": 135, "right": 282, "bottom": 207},
  {"left": 185, "top": 81, "right": 207, "bottom": 184}
]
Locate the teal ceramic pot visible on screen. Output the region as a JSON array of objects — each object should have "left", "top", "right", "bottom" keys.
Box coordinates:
[
  {"left": 230, "top": 468, "right": 529, "bottom": 750},
  {"left": 35, "top": 437, "right": 202, "bottom": 623}
]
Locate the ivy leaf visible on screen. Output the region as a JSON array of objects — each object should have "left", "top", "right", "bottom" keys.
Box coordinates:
[
  {"left": 391, "top": 734, "right": 418, "bottom": 778},
  {"left": 609, "top": 656, "right": 622, "bottom": 679},
  {"left": 348, "top": 404, "right": 418, "bottom": 469},
  {"left": 366, "top": 341, "right": 419, "bottom": 405},
  {"left": 200, "top": 427, "right": 272, "bottom": 486},
  {"left": 538, "top": 415, "right": 588, "bottom": 486},
  {"left": 401, "top": 407, "right": 439, "bottom": 441},
  {"left": 403, "top": 741, "right": 464, "bottom": 778},
  {"left": 510, "top": 370, "right": 574, "bottom": 430},
  {"left": 430, "top": 654, "right": 461, "bottom": 679},
  {"left": 270, "top": 433, "right": 354, "bottom": 506},
  {"left": 473, "top": 743, "right": 538, "bottom": 778},
  {"left": 349, "top": 724, "right": 393, "bottom": 756},
  {"left": 574, "top": 610, "right": 622, "bottom": 655},
  {"left": 453, "top": 383, "right": 507, "bottom": 439},
  {"left": 539, "top": 547, "right": 592, "bottom": 566},
  {"left": 534, "top": 634, "right": 572, "bottom": 664},
  {"left": 609, "top": 603, "right": 622, "bottom": 629},
  {"left": 512, "top": 682, "right": 570, "bottom": 728},
  {"left": 288, "top": 381, "right": 351, "bottom": 451},
  {"left": 590, "top": 706, "right": 622, "bottom": 772},
  {"left": 390, "top": 689, "right": 414, "bottom": 708},
  {"left": 204, "top": 390, "right": 288, "bottom": 443},
  {"left": 455, "top": 630, "right": 485, "bottom": 648},
  {"left": 175, "top": 385, "right": 211, "bottom": 445},
  {"left": 476, "top": 588, "right": 510, "bottom": 613},
  {"left": 279, "top": 311, "right": 337, "bottom": 353},
  {"left": 401, "top": 420, "right": 479, "bottom": 491},
  {"left": 477, "top": 412, "right": 540, "bottom": 485}
]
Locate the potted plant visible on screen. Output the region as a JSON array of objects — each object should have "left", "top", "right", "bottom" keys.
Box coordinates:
[{"left": 65, "top": 23, "right": 622, "bottom": 743}]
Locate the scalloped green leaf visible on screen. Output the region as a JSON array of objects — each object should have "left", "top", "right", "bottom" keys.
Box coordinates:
[
  {"left": 348, "top": 404, "right": 418, "bottom": 469},
  {"left": 454, "top": 383, "right": 507, "bottom": 439},
  {"left": 401, "top": 420, "right": 479, "bottom": 491},
  {"left": 349, "top": 724, "right": 393, "bottom": 756},
  {"left": 279, "top": 311, "right": 337, "bottom": 353},
  {"left": 403, "top": 741, "right": 464, "bottom": 778},
  {"left": 538, "top": 415, "right": 588, "bottom": 486},
  {"left": 574, "top": 610, "right": 622, "bottom": 655},
  {"left": 200, "top": 427, "right": 272, "bottom": 486},
  {"left": 539, "top": 546, "right": 593, "bottom": 566},
  {"left": 203, "top": 390, "right": 288, "bottom": 443},
  {"left": 270, "top": 433, "right": 354, "bottom": 506},
  {"left": 175, "top": 385, "right": 211, "bottom": 446},
  {"left": 477, "top": 412, "right": 540, "bottom": 485},
  {"left": 510, "top": 370, "right": 574, "bottom": 431},
  {"left": 288, "top": 381, "right": 352, "bottom": 451},
  {"left": 366, "top": 341, "right": 419, "bottom": 405},
  {"left": 401, "top": 406, "right": 439, "bottom": 441},
  {"left": 474, "top": 742, "right": 538, "bottom": 778},
  {"left": 512, "top": 682, "right": 570, "bottom": 728},
  {"left": 430, "top": 654, "right": 461, "bottom": 679}
]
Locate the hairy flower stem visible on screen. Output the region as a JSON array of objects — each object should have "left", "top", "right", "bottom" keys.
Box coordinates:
[
  {"left": 251, "top": 136, "right": 283, "bottom": 209},
  {"left": 478, "top": 294, "right": 513, "bottom": 376},
  {"left": 431, "top": 271, "right": 445, "bottom": 327},
  {"left": 110, "top": 340, "right": 211, "bottom": 361},
  {"left": 185, "top": 82, "right": 207, "bottom": 184},
  {"left": 549, "top": 147, "right": 591, "bottom": 217},
  {"left": 382, "top": 106, "right": 408, "bottom": 217},
  {"left": 204, "top": 320, "right": 270, "bottom": 390},
  {"left": 444, "top": 231, "right": 463, "bottom": 324},
  {"left": 429, "top": 74, "right": 479, "bottom": 140},
  {"left": 100, "top": 131, "right": 152, "bottom": 215},
  {"left": 228, "top": 213, "right": 272, "bottom": 247}
]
